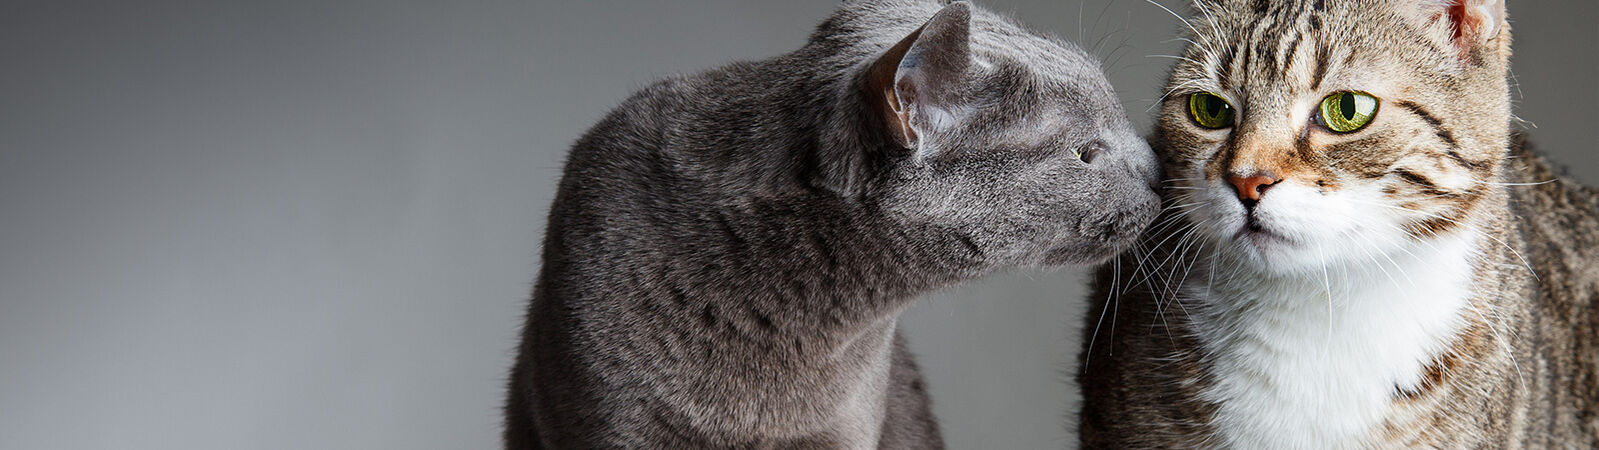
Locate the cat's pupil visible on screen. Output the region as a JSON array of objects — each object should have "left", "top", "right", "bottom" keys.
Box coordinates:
[
  {"left": 1339, "top": 93, "right": 1356, "bottom": 120},
  {"left": 1206, "top": 98, "right": 1224, "bottom": 116}
]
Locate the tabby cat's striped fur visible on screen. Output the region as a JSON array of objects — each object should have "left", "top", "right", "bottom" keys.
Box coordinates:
[{"left": 1079, "top": 0, "right": 1597, "bottom": 447}]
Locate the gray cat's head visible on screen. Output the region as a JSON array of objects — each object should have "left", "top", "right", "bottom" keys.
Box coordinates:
[{"left": 848, "top": 2, "right": 1159, "bottom": 266}]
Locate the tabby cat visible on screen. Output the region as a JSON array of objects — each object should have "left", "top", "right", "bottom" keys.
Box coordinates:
[{"left": 1079, "top": 0, "right": 1597, "bottom": 448}]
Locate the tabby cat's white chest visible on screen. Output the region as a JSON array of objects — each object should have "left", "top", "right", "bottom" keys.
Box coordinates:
[{"left": 1186, "top": 235, "right": 1479, "bottom": 449}]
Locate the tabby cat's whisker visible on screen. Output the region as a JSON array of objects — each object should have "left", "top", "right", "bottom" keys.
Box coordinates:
[
  {"left": 1462, "top": 301, "right": 1528, "bottom": 392},
  {"left": 1147, "top": 79, "right": 1209, "bottom": 112},
  {"left": 1466, "top": 178, "right": 1557, "bottom": 187},
  {"left": 1344, "top": 198, "right": 1540, "bottom": 280},
  {"left": 1139, "top": 222, "right": 1203, "bottom": 289},
  {"left": 1146, "top": 54, "right": 1203, "bottom": 65},
  {"left": 1157, "top": 225, "right": 1202, "bottom": 313},
  {"left": 1337, "top": 228, "right": 1414, "bottom": 289},
  {"left": 1143, "top": 0, "right": 1201, "bottom": 44},
  {"left": 1316, "top": 242, "right": 1333, "bottom": 342}
]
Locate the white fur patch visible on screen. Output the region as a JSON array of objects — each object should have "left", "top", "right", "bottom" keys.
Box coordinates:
[{"left": 1171, "top": 177, "right": 1481, "bottom": 448}]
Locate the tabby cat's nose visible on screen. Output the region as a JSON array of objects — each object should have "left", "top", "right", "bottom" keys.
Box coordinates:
[{"left": 1227, "top": 171, "right": 1281, "bottom": 206}]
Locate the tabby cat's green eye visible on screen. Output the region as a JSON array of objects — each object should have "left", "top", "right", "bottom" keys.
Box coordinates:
[
  {"left": 1187, "top": 92, "right": 1235, "bottom": 129},
  {"left": 1318, "top": 91, "right": 1379, "bottom": 133}
]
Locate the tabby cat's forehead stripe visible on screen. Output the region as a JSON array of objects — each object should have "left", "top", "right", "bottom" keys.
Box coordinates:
[
  {"left": 1311, "top": 35, "right": 1331, "bottom": 89},
  {"left": 1200, "top": 5, "right": 1329, "bottom": 93},
  {"left": 1280, "top": 33, "right": 1303, "bottom": 76}
]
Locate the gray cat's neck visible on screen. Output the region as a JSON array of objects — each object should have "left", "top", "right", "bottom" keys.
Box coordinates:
[{"left": 580, "top": 187, "right": 984, "bottom": 336}]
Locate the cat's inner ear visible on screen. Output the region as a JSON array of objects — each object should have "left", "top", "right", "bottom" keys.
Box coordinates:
[
  {"left": 1410, "top": 0, "right": 1507, "bottom": 58},
  {"left": 865, "top": 2, "right": 972, "bottom": 152}
]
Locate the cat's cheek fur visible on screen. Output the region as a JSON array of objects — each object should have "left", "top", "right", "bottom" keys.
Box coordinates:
[{"left": 1387, "top": 152, "right": 1479, "bottom": 199}]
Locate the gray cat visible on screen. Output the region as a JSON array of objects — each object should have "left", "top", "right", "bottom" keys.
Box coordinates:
[{"left": 504, "top": 1, "right": 1158, "bottom": 448}]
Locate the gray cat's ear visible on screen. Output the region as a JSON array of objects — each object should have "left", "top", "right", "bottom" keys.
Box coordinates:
[
  {"left": 1405, "top": 0, "right": 1506, "bottom": 59},
  {"left": 866, "top": 2, "right": 972, "bottom": 153}
]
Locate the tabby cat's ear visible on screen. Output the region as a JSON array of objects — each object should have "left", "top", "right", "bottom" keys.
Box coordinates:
[
  {"left": 866, "top": 2, "right": 972, "bottom": 153},
  {"left": 1408, "top": 0, "right": 1507, "bottom": 59}
]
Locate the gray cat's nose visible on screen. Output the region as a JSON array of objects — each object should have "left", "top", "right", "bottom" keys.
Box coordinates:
[
  {"left": 1130, "top": 139, "right": 1160, "bottom": 190},
  {"left": 1090, "top": 135, "right": 1159, "bottom": 190}
]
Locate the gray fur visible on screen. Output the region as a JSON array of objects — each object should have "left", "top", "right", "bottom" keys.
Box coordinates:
[{"left": 504, "top": 1, "right": 1159, "bottom": 448}]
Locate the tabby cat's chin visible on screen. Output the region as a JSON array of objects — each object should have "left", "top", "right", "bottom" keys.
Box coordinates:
[
  {"left": 1232, "top": 222, "right": 1295, "bottom": 248},
  {"left": 1216, "top": 219, "right": 1351, "bottom": 273}
]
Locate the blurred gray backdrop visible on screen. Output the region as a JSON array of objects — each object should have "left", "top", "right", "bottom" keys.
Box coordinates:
[{"left": 1, "top": 1, "right": 1593, "bottom": 449}]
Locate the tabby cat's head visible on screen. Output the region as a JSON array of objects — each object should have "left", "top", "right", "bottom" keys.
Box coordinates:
[{"left": 1157, "top": 0, "right": 1512, "bottom": 272}]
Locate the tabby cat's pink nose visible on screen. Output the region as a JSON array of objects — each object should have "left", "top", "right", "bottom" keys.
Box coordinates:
[{"left": 1227, "top": 172, "right": 1281, "bottom": 203}]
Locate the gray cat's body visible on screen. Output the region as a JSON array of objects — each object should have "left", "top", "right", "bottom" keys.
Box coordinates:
[{"left": 505, "top": 1, "right": 1158, "bottom": 448}]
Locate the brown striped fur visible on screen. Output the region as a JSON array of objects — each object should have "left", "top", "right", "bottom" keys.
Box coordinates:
[{"left": 1080, "top": 0, "right": 1597, "bottom": 447}]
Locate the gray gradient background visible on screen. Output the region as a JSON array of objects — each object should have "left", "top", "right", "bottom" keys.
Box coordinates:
[{"left": 1, "top": 1, "right": 1593, "bottom": 449}]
